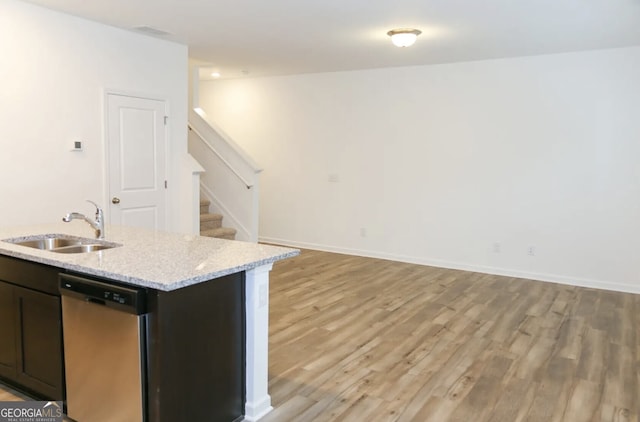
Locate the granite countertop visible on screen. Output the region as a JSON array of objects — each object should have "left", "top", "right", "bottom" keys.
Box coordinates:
[{"left": 0, "top": 223, "right": 299, "bottom": 291}]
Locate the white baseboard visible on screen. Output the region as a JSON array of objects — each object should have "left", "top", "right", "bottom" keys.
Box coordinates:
[
  {"left": 259, "top": 237, "right": 640, "bottom": 295},
  {"left": 243, "top": 397, "right": 272, "bottom": 421}
]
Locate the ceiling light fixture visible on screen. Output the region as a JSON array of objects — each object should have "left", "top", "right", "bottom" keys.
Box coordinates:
[
  {"left": 211, "top": 72, "right": 221, "bottom": 78},
  {"left": 387, "top": 28, "right": 422, "bottom": 47}
]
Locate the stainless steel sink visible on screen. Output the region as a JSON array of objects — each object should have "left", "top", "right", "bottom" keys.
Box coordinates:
[
  {"left": 13, "top": 237, "right": 81, "bottom": 250},
  {"left": 3, "top": 234, "right": 120, "bottom": 254},
  {"left": 53, "top": 244, "right": 114, "bottom": 254}
]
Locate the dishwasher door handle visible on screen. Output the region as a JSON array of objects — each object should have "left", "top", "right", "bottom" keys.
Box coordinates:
[{"left": 87, "top": 297, "right": 106, "bottom": 306}]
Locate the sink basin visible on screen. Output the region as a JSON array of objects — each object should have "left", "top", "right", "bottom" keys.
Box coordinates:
[
  {"left": 3, "top": 234, "right": 120, "bottom": 254},
  {"left": 12, "top": 237, "right": 81, "bottom": 250},
  {"left": 52, "top": 244, "right": 114, "bottom": 254}
]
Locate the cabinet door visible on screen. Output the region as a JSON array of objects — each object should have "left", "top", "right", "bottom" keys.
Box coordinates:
[
  {"left": 0, "top": 282, "right": 17, "bottom": 380},
  {"left": 14, "top": 286, "right": 64, "bottom": 400}
]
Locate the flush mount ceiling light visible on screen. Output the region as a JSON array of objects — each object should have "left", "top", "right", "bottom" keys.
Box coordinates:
[
  {"left": 387, "top": 28, "right": 422, "bottom": 47},
  {"left": 210, "top": 72, "right": 221, "bottom": 78}
]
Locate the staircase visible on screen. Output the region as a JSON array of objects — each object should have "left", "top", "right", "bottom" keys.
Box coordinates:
[
  {"left": 189, "top": 107, "right": 261, "bottom": 242},
  {"left": 200, "top": 199, "right": 237, "bottom": 240}
]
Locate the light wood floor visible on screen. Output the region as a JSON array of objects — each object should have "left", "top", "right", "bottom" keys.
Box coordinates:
[
  {"left": 262, "top": 249, "right": 639, "bottom": 422},
  {"left": 1, "top": 249, "right": 637, "bottom": 421}
]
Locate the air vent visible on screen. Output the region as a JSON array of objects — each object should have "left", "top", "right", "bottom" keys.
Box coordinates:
[{"left": 133, "top": 26, "right": 171, "bottom": 36}]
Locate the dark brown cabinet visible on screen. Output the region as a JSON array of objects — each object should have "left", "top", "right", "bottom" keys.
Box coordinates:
[
  {"left": 14, "top": 286, "right": 64, "bottom": 398},
  {"left": 0, "top": 282, "right": 17, "bottom": 380},
  {"left": 146, "top": 271, "right": 246, "bottom": 422},
  {"left": 0, "top": 256, "right": 65, "bottom": 400}
]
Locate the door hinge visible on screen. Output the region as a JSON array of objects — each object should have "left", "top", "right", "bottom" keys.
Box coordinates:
[
  {"left": 164, "top": 116, "right": 168, "bottom": 125},
  {"left": 164, "top": 180, "right": 168, "bottom": 189}
]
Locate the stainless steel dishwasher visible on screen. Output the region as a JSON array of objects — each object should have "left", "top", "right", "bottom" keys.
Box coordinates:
[{"left": 59, "top": 273, "right": 147, "bottom": 422}]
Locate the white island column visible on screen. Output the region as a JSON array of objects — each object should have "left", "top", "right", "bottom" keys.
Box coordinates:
[{"left": 244, "top": 263, "right": 274, "bottom": 421}]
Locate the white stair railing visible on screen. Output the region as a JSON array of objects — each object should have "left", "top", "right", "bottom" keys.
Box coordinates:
[{"left": 188, "top": 108, "right": 262, "bottom": 242}]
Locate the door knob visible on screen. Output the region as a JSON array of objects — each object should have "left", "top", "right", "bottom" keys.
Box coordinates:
[{"left": 112, "top": 197, "right": 120, "bottom": 204}]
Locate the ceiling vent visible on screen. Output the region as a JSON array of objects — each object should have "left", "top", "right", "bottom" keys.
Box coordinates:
[{"left": 133, "top": 26, "right": 171, "bottom": 36}]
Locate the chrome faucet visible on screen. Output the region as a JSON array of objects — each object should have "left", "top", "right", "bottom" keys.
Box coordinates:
[{"left": 63, "top": 200, "right": 105, "bottom": 239}]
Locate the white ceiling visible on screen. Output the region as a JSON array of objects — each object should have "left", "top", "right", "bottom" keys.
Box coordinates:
[{"left": 24, "top": 0, "right": 640, "bottom": 79}]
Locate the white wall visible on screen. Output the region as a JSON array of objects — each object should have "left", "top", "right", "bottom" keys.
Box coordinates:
[
  {"left": 200, "top": 46, "right": 640, "bottom": 293},
  {"left": 0, "top": 0, "right": 191, "bottom": 233}
]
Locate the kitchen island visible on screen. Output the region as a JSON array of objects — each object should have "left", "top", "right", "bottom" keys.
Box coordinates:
[{"left": 0, "top": 223, "right": 298, "bottom": 421}]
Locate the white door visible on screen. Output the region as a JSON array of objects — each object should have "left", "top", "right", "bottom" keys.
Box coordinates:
[{"left": 107, "top": 94, "right": 167, "bottom": 230}]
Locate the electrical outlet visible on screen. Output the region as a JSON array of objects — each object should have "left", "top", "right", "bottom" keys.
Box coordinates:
[
  {"left": 493, "top": 242, "right": 501, "bottom": 253},
  {"left": 527, "top": 246, "right": 536, "bottom": 256},
  {"left": 360, "top": 227, "right": 367, "bottom": 237}
]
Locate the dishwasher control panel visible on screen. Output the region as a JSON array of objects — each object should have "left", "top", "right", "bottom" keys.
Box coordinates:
[{"left": 59, "top": 273, "right": 147, "bottom": 315}]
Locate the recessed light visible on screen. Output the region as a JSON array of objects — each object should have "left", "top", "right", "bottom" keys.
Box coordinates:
[
  {"left": 211, "top": 72, "right": 221, "bottom": 78},
  {"left": 387, "top": 28, "right": 422, "bottom": 47}
]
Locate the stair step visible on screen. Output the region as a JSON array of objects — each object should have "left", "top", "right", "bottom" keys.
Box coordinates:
[
  {"left": 199, "top": 199, "right": 211, "bottom": 215},
  {"left": 201, "top": 227, "right": 237, "bottom": 240},
  {"left": 199, "top": 197, "right": 235, "bottom": 240},
  {"left": 200, "top": 213, "right": 223, "bottom": 230}
]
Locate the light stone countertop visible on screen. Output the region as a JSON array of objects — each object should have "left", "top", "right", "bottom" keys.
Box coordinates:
[{"left": 0, "top": 223, "right": 299, "bottom": 291}]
